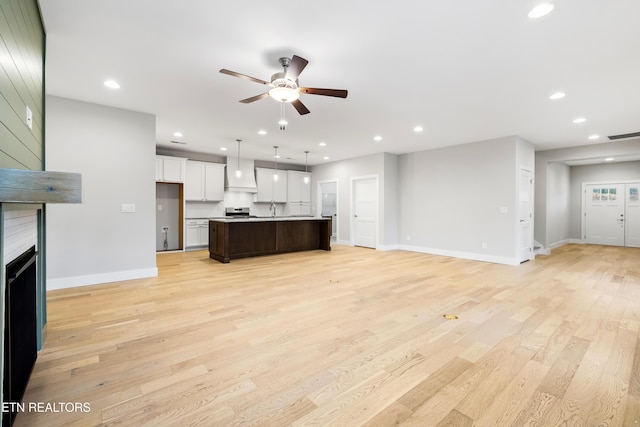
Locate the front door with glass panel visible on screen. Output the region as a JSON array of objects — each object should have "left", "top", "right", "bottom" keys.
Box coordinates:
[{"left": 584, "top": 182, "right": 639, "bottom": 247}]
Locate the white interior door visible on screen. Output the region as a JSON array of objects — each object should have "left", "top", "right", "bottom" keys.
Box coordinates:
[
  {"left": 519, "top": 168, "right": 533, "bottom": 262},
  {"left": 353, "top": 177, "right": 377, "bottom": 248},
  {"left": 585, "top": 183, "right": 625, "bottom": 246},
  {"left": 625, "top": 182, "right": 640, "bottom": 248}
]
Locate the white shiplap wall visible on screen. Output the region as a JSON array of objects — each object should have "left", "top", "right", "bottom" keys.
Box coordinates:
[{"left": 3, "top": 209, "right": 38, "bottom": 266}]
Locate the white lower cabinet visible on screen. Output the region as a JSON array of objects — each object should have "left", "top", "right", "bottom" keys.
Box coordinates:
[{"left": 186, "top": 219, "right": 209, "bottom": 247}]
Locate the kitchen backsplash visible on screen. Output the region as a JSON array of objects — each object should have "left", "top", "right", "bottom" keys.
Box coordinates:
[{"left": 185, "top": 192, "right": 289, "bottom": 218}]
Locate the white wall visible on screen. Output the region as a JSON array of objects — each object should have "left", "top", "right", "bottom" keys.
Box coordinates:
[
  {"left": 45, "top": 96, "right": 157, "bottom": 289},
  {"left": 546, "top": 162, "right": 571, "bottom": 247},
  {"left": 310, "top": 153, "right": 386, "bottom": 245},
  {"left": 398, "top": 136, "right": 531, "bottom": 265},
  {"left": 382, "top": 153, "right": 399, "bottom": 248}
]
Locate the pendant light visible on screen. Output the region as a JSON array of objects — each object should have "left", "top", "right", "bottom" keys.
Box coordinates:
[
  {"left": 278, "top": 102, "right": 287, "bottom": 131},
  {"left": 235, "top": 139, "right": 242, "bottom": 178},
  {"left": 303, "top": 151, "right": 310, "bottom": 184},
  {"left": 273, "top": 146, "right": 279, "bottom": 182}
]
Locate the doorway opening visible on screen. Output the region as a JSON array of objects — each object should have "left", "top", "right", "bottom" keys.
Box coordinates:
[
  {"left": 318, "top": 180, "right": 338, "bottom": 241},
  {"left": 156, "top": 183, "right": 184, "bottom": 251}
]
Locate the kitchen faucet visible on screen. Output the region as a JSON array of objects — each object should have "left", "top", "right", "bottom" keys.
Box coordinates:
[{"left": 269, "top": 201, "right": 276, "bottom": 217}]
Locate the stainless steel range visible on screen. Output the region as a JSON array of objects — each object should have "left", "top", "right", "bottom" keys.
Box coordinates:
[{"left": 225, "top": 207, "right": 256, "bottom": 218}]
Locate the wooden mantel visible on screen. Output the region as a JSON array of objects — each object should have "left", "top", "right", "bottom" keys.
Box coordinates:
[{"left": 0, "top": 168, "right": 82, "bottom": 204}]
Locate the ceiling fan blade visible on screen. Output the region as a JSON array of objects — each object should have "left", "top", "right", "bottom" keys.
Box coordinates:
[
  {"left": 239, "top": 93, "right": 270, "bottom": 103},
  {"left": 299, "top": 87, "right": 348, "bottom": 98},
  {"left": 219, "top": 69, "right": 270, "bottom": 85},
  {"left": 285, "top": 55, "right": 309, "bottom": 80},
  {"left": 291, "top": 99, "right": 311, "bottom": 115}
]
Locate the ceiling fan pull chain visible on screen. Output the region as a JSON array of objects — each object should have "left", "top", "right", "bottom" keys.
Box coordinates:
[{"left": 279, "top": 102, "right": 286, "bottom": 130}]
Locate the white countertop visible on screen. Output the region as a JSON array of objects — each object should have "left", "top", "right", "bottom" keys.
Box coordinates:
[{"left": 208, "top": 216, "right": 327, "bottom": 223}]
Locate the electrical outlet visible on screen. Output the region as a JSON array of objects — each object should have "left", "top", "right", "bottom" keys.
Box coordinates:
[
  {"left": 482, "top": 242, "right": 488, "bottom": 249},
  {"left": 406, "top": 235, "right": 411, "bottom": 241},
  {"left": 162, "top": 226, "right": 169, "bottom": 232}
]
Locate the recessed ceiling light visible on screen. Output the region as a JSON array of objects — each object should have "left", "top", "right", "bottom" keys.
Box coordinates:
[
  {"left": 588, "top": 135, "right": 600, "bottom": 140},
  {"left": 374, "top": 135, "right": 382, "bottom": 142},
  {"left": 220, "top": 147, "right": 228, "bottom": 151},
  {"left": 173, "top": 132, "right": 183, "bottom": 137},
  {"left": 605, "top": 157, "right": 614, "bottom": 162},
  {"left": 258, "top": 130, "right": 267, "bottom": 135},
  {"left": 274, "top": 154, "right": 281, "bottom": 159},
  {"left": 323, "top": 156, "right": 330, "bottom": 160},
  {"left": 572, "top": 117, "right": 586, "bottom": 124},
  {"left": 549, "top": 92, "right": 565, "bottom": 100},
  {"left": 528, "top": 3, "right": 554, "bottom": 19},
  {"left": 104, "top": 80, "right": 120, "bottom": 89},
  {"left": 319, "top": 142, "right": 326, "bottom": 147},
  {"left": 413, "top": 126, "right": 424, "bottom": 132}
]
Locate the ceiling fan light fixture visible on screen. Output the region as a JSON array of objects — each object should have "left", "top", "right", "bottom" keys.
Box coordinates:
[
  {"left": 528, "top": 3, "right": 554, "bottom": 19},
  {"left": 269, "top": 86, "right": 300, "bottom": 103}
]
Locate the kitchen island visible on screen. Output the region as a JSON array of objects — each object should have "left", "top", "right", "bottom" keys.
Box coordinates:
[{"left": 208, "top": 217, "right": 332, "bottom": 263}]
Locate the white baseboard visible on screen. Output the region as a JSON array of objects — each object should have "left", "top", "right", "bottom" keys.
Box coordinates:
[
  {"left": 398, "top": 244, "right": 520, "bottom": 266},
  {"left": 377, "top": 244, "right": 399, "bottom": 251},
  {"left": 549, "top": 239, "right": 571, "bottom": 249},
  {"left": 47, "top": 267, "right": 158, "bottom": 291}
]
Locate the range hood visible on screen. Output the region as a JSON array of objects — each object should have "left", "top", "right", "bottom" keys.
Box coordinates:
[{"left": 225, "top": 156, "right": 257, "bottom": 193}]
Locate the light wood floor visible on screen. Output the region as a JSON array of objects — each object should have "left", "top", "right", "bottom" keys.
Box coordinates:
[{"left": 15, "top": 244, "right": 640, "bottom": 426}]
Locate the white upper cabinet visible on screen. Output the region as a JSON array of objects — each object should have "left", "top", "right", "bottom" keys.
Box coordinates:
[
  {"left": 185, "top": 160, "right": 224, "bottom": 201},
  {"left": 255, "top": 167, "right": 287, "bottom": 203},
  {"left": 287, "top": 170, "right": 311, "bottom": 203},
  {"left": 156, "top": 156, "right": 186, "bottom": 183},
  {"left": 204, "top": 163, "right": 225, "bottom": 200}
]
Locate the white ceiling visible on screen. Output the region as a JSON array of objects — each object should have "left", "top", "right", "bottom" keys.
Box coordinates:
[{"left": 38, "top": 0, "right": 640, "bottom": 166}]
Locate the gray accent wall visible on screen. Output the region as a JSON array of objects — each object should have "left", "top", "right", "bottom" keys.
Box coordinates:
[
  {"left": 46, "top": 96, "right": 157, "bottom": 289},
  {"left": 0, "top": 0, "right": 45, "bottom": 418},
  {"left": 0, "top": 0, "right": 44, "bottom": 170}
]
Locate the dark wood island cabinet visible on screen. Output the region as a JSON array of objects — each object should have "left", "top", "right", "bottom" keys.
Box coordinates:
[{"left": 208, "top": 217, "right": 331, "bottom": 263}]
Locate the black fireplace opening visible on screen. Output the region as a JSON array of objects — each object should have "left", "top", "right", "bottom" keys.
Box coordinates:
[{"left": 3, "top": 246, "right": 37, "bottom": 427}]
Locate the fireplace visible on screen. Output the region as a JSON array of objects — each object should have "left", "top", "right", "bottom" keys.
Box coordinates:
[{"left": 3, "top": 246, "right": 37, "bottom": 427}]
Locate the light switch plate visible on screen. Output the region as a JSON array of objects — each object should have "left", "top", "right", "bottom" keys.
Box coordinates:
[{"left": 121, "top": 203, "right": 136, "bottom": 213}]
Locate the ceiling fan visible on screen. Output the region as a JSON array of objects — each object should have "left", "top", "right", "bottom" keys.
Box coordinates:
[{"left": 219, "top": 55, "right": 348, "bottom": 115}]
